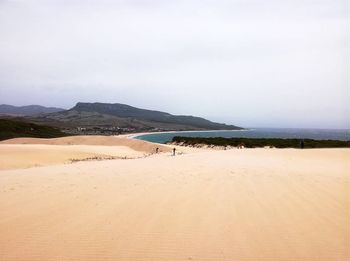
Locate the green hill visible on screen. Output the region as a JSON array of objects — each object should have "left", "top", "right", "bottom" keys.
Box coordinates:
[
  {"left": 5, "top": 102, "right": 243, "bottom": 133},
  {"left": 0, "top": 119, "right": 68, "bottom": 141},
  {"left": 67, "top": 102, "right": 242, "bottom": 130}
]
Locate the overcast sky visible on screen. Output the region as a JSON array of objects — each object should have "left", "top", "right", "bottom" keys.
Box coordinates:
[{"left": 0, "top": 0, "right": 349, "bottom": 128}]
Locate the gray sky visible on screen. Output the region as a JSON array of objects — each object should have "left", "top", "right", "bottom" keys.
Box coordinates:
[{"left": 0, "top": 0, "right": 349, "bottom": 128}]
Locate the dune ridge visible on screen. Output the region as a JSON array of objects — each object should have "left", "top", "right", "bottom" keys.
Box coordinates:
[
  {"left": 0, "top": 135, "right": 170, "bottom": 153},
  {"left": 0, "top": 136, "right": 171, "bottom": 170}
]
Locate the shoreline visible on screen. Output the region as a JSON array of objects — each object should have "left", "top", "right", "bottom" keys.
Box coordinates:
[{"left": 127, "top": 129, "right": 250, "bottom": 140}]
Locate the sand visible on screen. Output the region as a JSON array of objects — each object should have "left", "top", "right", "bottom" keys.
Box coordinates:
[
  {"left": 0, "top": 136, "right": 170, "bottom": 170},
  {"left": 0, "top": 136, "right": 349, "bottom": 260},
  {"left": 0, "top": 135, "right": 171, "bottom": 153}
]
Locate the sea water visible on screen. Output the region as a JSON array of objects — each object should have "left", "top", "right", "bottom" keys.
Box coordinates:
[{"left": 134, "top": 128, "right": 350, "bottom": 144}]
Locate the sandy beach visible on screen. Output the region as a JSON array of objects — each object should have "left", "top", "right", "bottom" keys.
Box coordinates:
[{"left": 0, "top": 136, "right": 349, "bottom": 260}]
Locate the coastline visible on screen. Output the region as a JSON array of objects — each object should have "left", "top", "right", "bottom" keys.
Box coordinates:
[
  {"left": 128, "top": 129, "right": 249, "bottom": 140},
  {"left": 129, "top": 128, "right": 350, "bottom": 144}
]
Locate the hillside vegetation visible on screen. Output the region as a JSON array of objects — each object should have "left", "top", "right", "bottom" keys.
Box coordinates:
[{"left": 0, "top": 119, "right": 68, "bottom": 141}]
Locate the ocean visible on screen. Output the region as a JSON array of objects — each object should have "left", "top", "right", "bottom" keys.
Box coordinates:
[{"left": 134, "top": 128, "right": 350, "bottom": 144}]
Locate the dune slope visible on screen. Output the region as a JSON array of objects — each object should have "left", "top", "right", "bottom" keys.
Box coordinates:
[
  {"left": 0, "top": 148, "right": 349, "bottom": 260},
  {"left": 0, "top": 136, "right": 170, "bottom": 169}
]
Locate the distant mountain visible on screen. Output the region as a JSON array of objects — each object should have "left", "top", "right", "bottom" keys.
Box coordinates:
[
  {"left": 66, "top": 102, "right": 242, "bottom": 130},
  {"left": 0, "top": 104, "right": 65, "bottom": 116},
  {"left": 2, "top": 102, "right": 242, "bottom": 133}
]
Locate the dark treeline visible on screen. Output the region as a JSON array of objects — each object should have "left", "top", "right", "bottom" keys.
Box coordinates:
[{"left": 171, "top": 136, "right": 350, "bottom": 148}]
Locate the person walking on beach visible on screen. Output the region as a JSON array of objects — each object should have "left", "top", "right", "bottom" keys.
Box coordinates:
[
  {"left": 300, "top": 139, "right": 304, "bottom": 149},
  {"left": 173, "top": 148, "right": 176, "bottom": 156},
  {"left": 156, "top": 147, "right": 159, "bottom": 153}
]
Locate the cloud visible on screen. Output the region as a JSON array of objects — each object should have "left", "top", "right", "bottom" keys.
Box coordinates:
[{"left": 0, "top": 0, "right": 348, "bottom": 128}]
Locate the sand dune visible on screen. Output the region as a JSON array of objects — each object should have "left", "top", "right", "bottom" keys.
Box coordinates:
[
  {"left": 0, "top": 144, "right": 149, "bottom": 170},
  {"left": 1, "top": 135, "right": 170, "bottom": 153},
  {"left": 0, "top": 145, "right": 349, "bottom": 260},
  {"left": 0, "top": 136, "right": 171, "bottom": 170}
]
